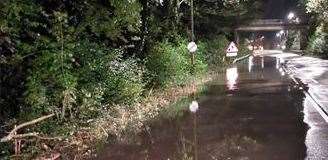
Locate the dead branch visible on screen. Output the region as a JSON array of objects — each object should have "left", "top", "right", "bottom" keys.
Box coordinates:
[
  {"left": 11, "top": 132, "right": 39, "bottom": 139},
  {"left": 1, "top": 113, "right": 55, "bottom": 142},
  {"left": 10, "top": 132, "right": 62, "bottom": 141}
]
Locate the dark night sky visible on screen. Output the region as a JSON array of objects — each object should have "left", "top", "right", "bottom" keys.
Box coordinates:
[{"left": 264, "top": 0, "right": 298, "bottom": 19}]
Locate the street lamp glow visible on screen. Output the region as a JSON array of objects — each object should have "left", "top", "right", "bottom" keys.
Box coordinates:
[{"left": 288, "top": 12, "right": 295, "bottom": 20}]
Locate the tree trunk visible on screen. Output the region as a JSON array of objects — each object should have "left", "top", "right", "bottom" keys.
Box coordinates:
[{"left": 139, "top": 0, "right": 149, "bottom": 58}]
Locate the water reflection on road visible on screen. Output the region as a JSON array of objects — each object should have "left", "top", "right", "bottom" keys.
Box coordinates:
[
  {"left": 95, "top": 55, "right": 326, "bottom": 160},
  {"left": 226, "top": 67, "right": 238, "bottom": 91}
]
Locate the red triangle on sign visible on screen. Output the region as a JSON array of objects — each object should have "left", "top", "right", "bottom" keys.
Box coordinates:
[{"left": 226, "top": 42, "right": 238, "bottom": 53}]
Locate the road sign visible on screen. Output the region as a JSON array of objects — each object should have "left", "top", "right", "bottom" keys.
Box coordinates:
[
  {"left": 226, "top": 42, "right": 238, "bottom": 57},
  {"left": 187, "top": 42, "right": 197, "bottom": 53}
]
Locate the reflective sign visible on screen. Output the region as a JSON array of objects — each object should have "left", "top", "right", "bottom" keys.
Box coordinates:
[
  {"left": 187, "top": 42, "right": 197, "bottom": 53},
  {"left": 226, "top": 42, "right": 238, "bottom": 57}
]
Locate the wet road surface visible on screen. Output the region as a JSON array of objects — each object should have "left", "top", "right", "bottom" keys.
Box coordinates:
[
  {"left": 269, "top": 51, "right": 328, "bottom": 121},
  {"left": 96, "top": 55, "right": 328, "bottom": 160}
]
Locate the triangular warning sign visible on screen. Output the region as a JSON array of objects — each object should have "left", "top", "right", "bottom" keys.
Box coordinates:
[{"left": 226, "top": 42, "right": 238, "bottom": 53}]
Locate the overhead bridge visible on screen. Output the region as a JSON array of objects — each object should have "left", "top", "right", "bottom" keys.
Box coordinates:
[
  {"left": 235, "top": 19, "right": 309, "bottom": 31},
  {"left": 234, "top": 19, "right": 309, "bottom": 50}
]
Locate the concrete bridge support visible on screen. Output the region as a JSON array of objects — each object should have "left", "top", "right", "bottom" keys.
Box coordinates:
[
  {"left": 234, "top": 30, "right": 240, "bottom": 46},
  {"left": 287, "top": 28, "right": 309, "bottom": 50},
  {"left": 300, "top": 29, "right": 308, "bottom": 50}
]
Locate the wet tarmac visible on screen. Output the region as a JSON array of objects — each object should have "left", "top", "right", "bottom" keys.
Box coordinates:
[{"left": 96, "top": 55, "right": 328, "bottom": 160}]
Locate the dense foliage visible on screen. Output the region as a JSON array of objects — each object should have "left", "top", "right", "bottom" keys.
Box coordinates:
[
  {"left": 303, "top": 0, "right": 328, "bottom": 56},
  {"left": 307, "top": 24, "right": 328, "bottom": 56},
  {"left": 0, "top": 0, "right": 261, "bottom": 158},
  {"left": 146, "top": 37, "right": 207, "bottom": 87}
]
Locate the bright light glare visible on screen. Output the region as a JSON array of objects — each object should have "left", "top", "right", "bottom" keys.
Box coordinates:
[
  {"left": 280, "top": 30, "right": 284, "bottom": 34},
  {"left": 282, "top": 45, "right": 286, "bottom": 50},
  {"left": 288, "top": 12, "right": 295, "bottom": 20},
  {"left": 226, "top": 67, "right": 238, "bottom": 90},
  {"left": 276, "top": 58, "right": 280, "bottom": 69}
]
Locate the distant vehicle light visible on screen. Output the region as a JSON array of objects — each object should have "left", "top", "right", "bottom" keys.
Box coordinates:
[{"left": 282, "top": 45, "right": 286, "bottom": 50}]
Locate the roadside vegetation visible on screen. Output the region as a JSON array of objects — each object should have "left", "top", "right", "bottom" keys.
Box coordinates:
[
  {"left": 302, "top": 0, "right": 328, "bottom": 58},
  {"left": 0, "top": 0, "right": 258, "bottom": 159}
]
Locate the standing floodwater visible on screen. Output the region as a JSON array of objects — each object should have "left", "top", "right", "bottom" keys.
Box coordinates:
[{"left": 96, "top": 56, "right": 308, "bottom": 160}]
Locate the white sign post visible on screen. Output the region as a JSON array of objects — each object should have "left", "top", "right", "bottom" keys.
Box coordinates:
[
  {"left": 187, "top": 42, "right": 197, "bottom": 53},
  {"left": 226, "top": 42, "right": 238, "bottom": 57}
]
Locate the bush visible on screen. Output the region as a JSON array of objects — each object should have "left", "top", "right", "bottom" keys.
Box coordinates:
[
  {"left": 146, "top": 38, "right": 207, "bottom": 87},
  {"left": 190, "top": 41, "right": 208, "bottom": 74},
  {"left": 146, "top": 40, "right": 189, "bottom": 87},
  {"left": 25, "top": 39, "right": 145, "bottom": 121},
  {"left": 203, "top": 35, "right": 230, "bottom": 67},
  {"left": 238, "top": 40, "right": 251, "bottom": 57},
  {"left": 77, "top": 41, "right": 145, "bottom": 103},
  {"left": 306, "top": 24, "right": 328, "bottom": 57}
]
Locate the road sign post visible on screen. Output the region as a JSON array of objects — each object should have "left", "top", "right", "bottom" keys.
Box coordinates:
[
  {"left": 188, "top": 42, "right": 197, "bottom": 53},
  {"left": 188, "top": 41, "right": 197, "bottom": 74},
  {"left": 226, "top": 42, "right": 238, "bottom": 57}
]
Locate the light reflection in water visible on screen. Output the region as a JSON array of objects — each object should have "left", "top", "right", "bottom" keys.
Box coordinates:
[
  {"left": 279, "top": 68, "right": 285, "bottom": 76},
  {"left": 276, "top": 58, "right": 280, "bottom": 69},
  {"left": 226, "top": 67, "right": 238, "bottom": 90},
  {"left": 189, "top": 101, "right": 199, "bottom": 113},
  {"left": 248, "top": 56, "right": 253, "bottom": 72}
]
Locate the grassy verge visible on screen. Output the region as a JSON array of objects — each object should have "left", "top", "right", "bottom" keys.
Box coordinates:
[{"left": 12, "top": 73, "right": 214, "bottom": 159}]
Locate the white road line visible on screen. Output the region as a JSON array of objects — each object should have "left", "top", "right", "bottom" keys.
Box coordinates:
[
  {"left": 306, "top": 91, "right": 328, "bottom": 123},
  {"left": 311, "top": 78, "right": 319, "bottom": 84}
]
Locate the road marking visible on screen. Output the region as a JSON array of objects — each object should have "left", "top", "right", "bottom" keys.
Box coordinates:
[
  {"left": 311, "top": 78, "right": 319, "bottom": 84},
  {"left": 306, "top": 91, "right": 328, "bottom": 123}
]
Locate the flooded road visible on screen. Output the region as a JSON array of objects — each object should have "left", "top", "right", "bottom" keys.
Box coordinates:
[{"left": 96, "top": 55, "right": 327, "bottom": 160}]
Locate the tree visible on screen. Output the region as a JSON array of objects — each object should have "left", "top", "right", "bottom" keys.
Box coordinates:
[
  {"left": 302, "top": 0, "right": 328, "bottom": 56},
  {"left": 305, "top": 0, "right": 328, "bottom": 22},
  {"left": 194, "top": 0, "right": 263, "bottom": 37},
  {"left": 0, "top": 0, "right": 43, "bottom": 121}
]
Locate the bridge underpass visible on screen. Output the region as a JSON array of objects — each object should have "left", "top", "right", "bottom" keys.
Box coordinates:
[{"left": 234, "top": 19, "right": 309, "bottom": 50}]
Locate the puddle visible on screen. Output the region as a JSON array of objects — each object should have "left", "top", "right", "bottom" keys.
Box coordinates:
[{"left": 96, "top": 56, "right": 308, "bottom": 160}]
